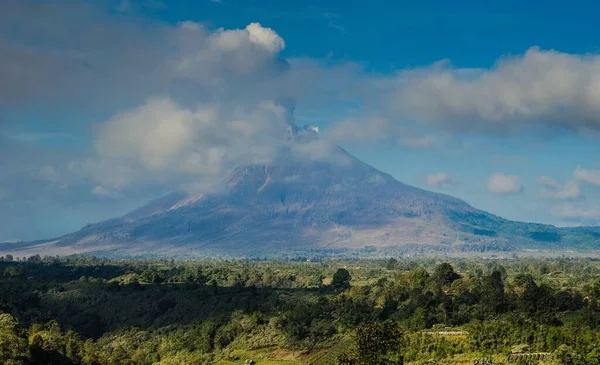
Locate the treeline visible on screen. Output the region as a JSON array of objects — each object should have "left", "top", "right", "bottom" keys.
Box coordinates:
[{"left": 0, "top": 256, "right": 599, "bottom": 364}]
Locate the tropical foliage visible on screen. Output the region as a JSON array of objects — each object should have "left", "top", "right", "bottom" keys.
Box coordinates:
[{"left": 0, "top": 255, "right": 598, "bottom": 364}]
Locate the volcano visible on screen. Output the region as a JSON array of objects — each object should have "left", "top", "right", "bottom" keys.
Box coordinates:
[{"left": 3, "top": 126, "right": 599, "bottom": 258}]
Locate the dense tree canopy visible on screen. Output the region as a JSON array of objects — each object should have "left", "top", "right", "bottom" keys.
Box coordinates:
[{"left": 0, "top": 255, "right": 598, "bottom": 364}]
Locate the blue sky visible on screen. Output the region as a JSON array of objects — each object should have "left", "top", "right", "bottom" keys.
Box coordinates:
[
  {"left": 1, "top": 0, "right": 600, "bottom": 241},
  {"left": 157, "top": 0, "right": 600, "bottom": 67}
]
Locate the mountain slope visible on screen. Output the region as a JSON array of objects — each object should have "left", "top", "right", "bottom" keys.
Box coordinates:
[{"left": 4, "top": 128, "right": 600, "bottom": 258}]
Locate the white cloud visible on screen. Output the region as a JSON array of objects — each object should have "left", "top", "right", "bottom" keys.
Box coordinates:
[
  {"left": 427, "top": 172, "right": 454, "bottom": 189},
  {"left": 7, "top": 5, "right": 600, "bottom": 139},
  {"left": 84, "top": 97, "right": 300, "bottom": 191},
  {"left": 487, "top": 173, "right": 522, "bottom": 194},
  {"left": 43, "top": 18, "right": 339, "bottom": 194},
  {"left": 290, "top": 137, "right": 350, "bottom": 165},
  {"left": 173, "top": 21, "right": 289, "bottom": 95},
  {"left": 537, "top": 176, "right": 581, "bottom": 200},
  {"left": 95, "top": 98, "right": 211, "bottom": 171},
  {"left": 388, "top": 47, "right": 600, "bottom": 133},
  {"left": 574, "top": 167, "right": 600, "bottom": 186},
  {"left": 0, "top": 5, "right": 309, "bottom": 115},
  {"left": 308, "top": 46, "right": 600, "bottom": 144},
  {"left": 245, "top": 23, "right": 285, "bottom": 53},
  {"left": 0, "top": 5, "right": 360, "bottom": 208}
]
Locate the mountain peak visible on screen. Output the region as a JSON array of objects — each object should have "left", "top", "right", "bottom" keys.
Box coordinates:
[{"left": 287, "top": 124, "right": 320, "bottom": 143}]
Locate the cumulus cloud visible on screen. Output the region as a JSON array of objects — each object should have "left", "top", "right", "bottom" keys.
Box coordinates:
[
  {"left": 386, "top": 47, "right": 600, "bottom": 134},
  {"left": 6, "top": 3, "right": 600, "bottom": 139},
  {"left": 86, "top": 97, "right": 297, "bottom": 190},
  {"left": 0, "top": 2, "right": 363, "bottom": 211},
  {"left": 245, "top": 23, "right": 285, "bottom": 52},
  {"left": 3, "top": 5, "right": 354, "bottom": 195},
  {"left": 427, "top": 172, "right": 454, "bottom": 189},
  {"left": 0, "top": 2, "right": 345, "bottom": 117},
  {"left": 537, "top": 176, "right": 581, "bottom": 200},
  {"left": 95, "top": 98, "right": 214, "bottom": 171},
  {"left": 487, "top": 173, "right": 522, "bottom": 194},
  {"left": 574, "top": 167, "right": 600, "bottom": 186},
  {"left": 318, "top": 46, "right": 600, "bottom": 144}
]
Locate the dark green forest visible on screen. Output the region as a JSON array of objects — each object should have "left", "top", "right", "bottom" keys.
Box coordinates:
[{"left": 1, "top": 255, "right": 600, "bottom": 364}]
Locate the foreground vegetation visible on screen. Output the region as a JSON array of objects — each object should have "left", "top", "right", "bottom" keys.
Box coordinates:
[{"left": 0, "top": 255, "right": 600, "bottom": 364}]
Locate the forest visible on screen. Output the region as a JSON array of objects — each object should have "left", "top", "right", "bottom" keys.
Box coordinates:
[{"left": 0, "top": 254, "right": 599, "bottom": 365}]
